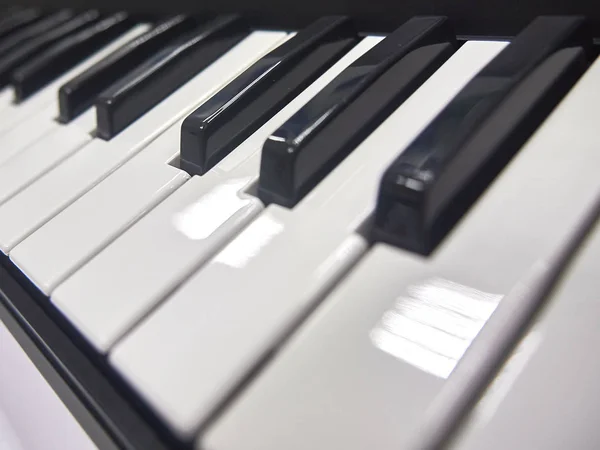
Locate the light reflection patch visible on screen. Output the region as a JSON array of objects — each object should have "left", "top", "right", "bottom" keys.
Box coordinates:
[{"left": 370, "top": 278, "right": 502, "bottom": 379}]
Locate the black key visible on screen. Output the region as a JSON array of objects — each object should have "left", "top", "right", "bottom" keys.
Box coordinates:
[
  {"left": 11, "top": 12, "right": 136, "bottom": 102},
  {"left": 0, "top": 10, "right": 102, "bottom": 88},
  {"left": 372, "top": 16, "right": 592, "bottom": 255},
  {"left": 95, "top": 15, "right": 248, "bottom": 140},
  {"left": 0, "top": 10, "right": 75, "bottom": 58},
  {"left": 0, "top": 8, "right": 44, "bottom": 40},
  {"left": 258, "top": 16, "right": 457, "bottom": 208},
  {"left": 58, "top": 14, "right": 206, "bottom": 123},
  {"left": 180, "top": 16, "right": 359, "bottom": 176}
]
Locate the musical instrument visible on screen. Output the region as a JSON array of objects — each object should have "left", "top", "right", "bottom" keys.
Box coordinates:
[{"left": 0, "top": 5, "right": 599, "bottom": 449}]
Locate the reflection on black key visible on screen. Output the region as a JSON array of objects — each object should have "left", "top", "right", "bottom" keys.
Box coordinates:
[
  {"left": 0, "top": 10, "right": 75, "bottom": 58},
  {"left": 11, "top": 12, "right": 136, "bottom": 102},
  {"left": 180, "top": 16, "right": 358, "bottom": 176},
  {"left": 95, "top": 15, "right": 247, "bottom": 140},
  {"left": 0, "top": 10, "right": 101, "bottom": 88},
  {"left": 59, "top": 15, "right": 206, "bottom": 123},
  {"left": 258, "top": 16, "right": 456, "bottom": 208},
  {"left": 0, "top": 8, "right": 43, "bottom": 40},
  {"left": 372, "top": 16, "right": 592, "bottom": 255}
]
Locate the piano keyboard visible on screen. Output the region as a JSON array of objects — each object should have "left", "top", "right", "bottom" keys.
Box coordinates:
[{"left": 0, "top": 8, "right": 599, "bottom": 449}]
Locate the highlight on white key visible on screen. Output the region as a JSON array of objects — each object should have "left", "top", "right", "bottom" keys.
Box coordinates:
[
  {"left": 369, "top": 277, "right": 502, "bottom": 379},
  {"left": 172, "top": 177, "right": 257, "bottom": 241}
]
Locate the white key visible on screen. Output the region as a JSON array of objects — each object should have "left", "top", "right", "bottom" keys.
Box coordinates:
[
  {"left": 108, "top": 40, "right": 506, "bottom": 439},
  {"left": 50, "top": 36, "right": 384, "bottom": 351},
  {"left": 0, "top": 110, "right": 95, "bottom": 205},
  {"left": 201, "top": 56, "right": 600, "bottom": 450},
  {"left": 447, "top": 218, "right": 600, "bottom": 450},
  {"left": 0, "top": 88, "right": 15, "bottom": 113},
  {"left": 12, "top": 123, "right": 189, "bottom": 294},
  {"left": 0, "top": 31, "right": 289, "bottom": 254},
  {"left": 0, "top": 103, "right": 94, "bottom": 165},
  {"left": 0, "top": 24, "right": 151, "bottom": 139},
  {"left": 201, "top": 243, "right": 500, "bottom": 450},
  {"left": 117, "top": 205, "right": 367, "bottom": 439}
]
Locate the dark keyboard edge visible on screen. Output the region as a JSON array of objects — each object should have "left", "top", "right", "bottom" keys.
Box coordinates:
[{"left": 0, "top": 255, "right": 190, "bottom": 450}]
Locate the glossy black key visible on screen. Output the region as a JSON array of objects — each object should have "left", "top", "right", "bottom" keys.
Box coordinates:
[
  {"left": 11, "top": 12, "right": 136, "bottom": 102},
  {"left": 180, "top": 15, "right": 358, "bottom": 176},
  {"left": 0, "top": 10, "right": 101, "bottom": 88},
  {"left": 0, "top": 10, "right": 75, "bottom": 58},
  {"left": 0, "top": 7, "right": 44, "bottom": 40},
  {"left": 372, "top": 16, "right": 592, "bottom": 255},
  {"left": 95, "top": 15, "right": 247, "bottom": 140},
  {"left": 58, "top": 15, "right": 207, "bottom": 123},
  {"left": 258, "top": 16, "right": 456, "bottom": 208}
]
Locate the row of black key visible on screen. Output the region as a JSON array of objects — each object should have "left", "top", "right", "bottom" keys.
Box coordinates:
[
  {"left": 0, "top": 7, "right": 46, "bottom": 41},
  {"left": 95, "top": 14, "right": 248, "bottom": 139},
  {"left": 0, "top": 10, "right": 593, "bottom": 260},
  {"left": 373, "top": 16, "right": 592, "bottom": 254},
  {"left": 0, "top": 10, "right": 104, "bottom": 88},
  {"left": 0, "top": 9, "right": 249, "bottom": 125},
  {"left": 57, "top": 14, "right": 204, "bottom": 122},
  {"left": 0, "top": 9, "right": 261, "bottom": 137},
  {"left": 12, "top": 11, "right": 135, "bottom": 101},
  {"left": 176, "top": 14, "right": 593, "bottom": 256}
]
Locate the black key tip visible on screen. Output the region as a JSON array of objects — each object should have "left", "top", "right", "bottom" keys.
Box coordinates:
[
  {"left": 257, "top": 135, "right": 297, "bottom": 207},
  {"left": 95, "top": 98, "right": 116, "bottom": 140},
  {"left": 372, "top": 165, "right": 433, "bottom": 255},
  {"left": 58, "top": 84, "right": 75, "bottom": 123},
  {"left": 180, "top": 113, "right": 209, "bottom": 175}
]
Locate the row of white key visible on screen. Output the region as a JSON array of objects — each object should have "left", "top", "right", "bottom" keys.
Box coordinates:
[
  {"left": 198, "top": 54, "right": 600, "bottom": 450},
  {"left": 48, "top": 35, "right": 385, "bottom": 350},
  {"left": 448, "top": 215, "right": 600, "bottom": 450},
  {"left": 99, "top": 40, "right": 506, "bottom": 438}
]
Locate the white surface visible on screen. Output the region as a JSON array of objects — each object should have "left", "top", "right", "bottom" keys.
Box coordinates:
[
  {"left": 108, "top": 40, "right": 505, "bottom": 439},
  {"left": 0, "top": 88, "right": 15, "bottom": 114},
  {"left": 448, "top": 217, "right": 600, "bottom": 450},
  {"left": 203, "top": 244, "right": 498, "bottom": 450},
  {"left": 201, "top": 53, "right": 600, "bottom": 450},
  {"left": 0, "top": 320, "right": 96, "bottom": 450},
  {"left": 0, "top": 104, "right": 96, "bottom": 167},
  {"left": 0, "top": 31, "right": 289, "bottom": 256},
  {"left": 51, "top": 36, "right": 382, "bottom": 353},
  {"left": 0, "top": 105, "right": 63, "bottom": 165},
  {"left": 12, "top": 124, "right": 190, "bottom": 294},
  {"left": 112, "top": 206, "right": 367, "bottom": 439},
  {"left": 0, "top": 112, "right": 95, "bottom": 206},
  {"left": 0, "top": 24, "right": 150, "bottom": 139}
]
